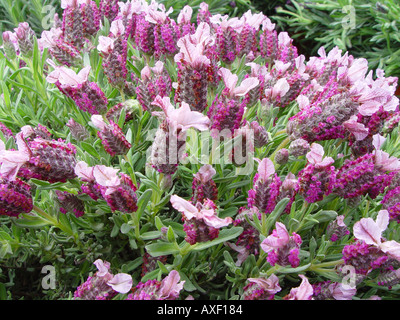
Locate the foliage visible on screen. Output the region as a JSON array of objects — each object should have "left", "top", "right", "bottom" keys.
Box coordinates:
[{"left": 271, "top": 0, "right": 400, "bottom": 79}]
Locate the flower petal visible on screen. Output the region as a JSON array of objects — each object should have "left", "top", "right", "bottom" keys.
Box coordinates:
[
  {"left": 107, "top": 273, "right": 133, "bottom": 294},
  {"left": 353, "top": 217, "right": 382, "bottom": 246},
  {"left": 170, "top": 195, "right": 199, "bottom": 220}
]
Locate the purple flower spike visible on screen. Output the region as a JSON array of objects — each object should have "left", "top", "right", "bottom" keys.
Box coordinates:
[
  {"left": 91, "top": 115, "right": 132, "bottom": 157},
  {"left": 2, "top": 131, "right": 77, "bottom": 183},
  {"left": 261, "top": 221, "right": 302, "bottom": 268},
  {"left": 74, "top": 259, "right": 132, "bottom": 300},
  {"left": 297, "top": 143, "right": 336, "bottom": 203},
  {"left": 47, "top": 63, "right": 108, "bottom": 114},
  {"left": 98, "top": 20, "right": 128, "bottom": 89},
  {"left": 208, "top": 67, "right": 258, "bottom": 136},
  {"left": 174, "top": 23, "right": 213, "bottom": 112},
  {"left": 56, "top": 190, "right": 85, "bottom": 217},
  {"left": 61, "top": 0, "right": 85, "bottom": 50},
  {"left": 0, "top": 175, "right": 33, "bottom": 217},
  {"left": 248, "top": 158, "right": 282, "bottom": 215},
  {"left": 134, "top": 61, "right": 172, "bottom": 112},
  {"left": 242, "top": 274, "right": 281, "bottom": 300},
  {"left": 99, "top": 0, "right": 119, "bottom": 22},
  {"left": 171, "top": 195, "right": 232, "bottom": 245},
  {"left": 126, "top": 270, "right": 184, "bottom": 300},
  {"left": 191, "top": 164, "right": 218, "bottom": 204},
  {"left": 150, "top": 96, "right": 210, "bottom": 176}
]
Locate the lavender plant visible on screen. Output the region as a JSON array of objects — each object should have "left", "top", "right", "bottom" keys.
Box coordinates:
[{"left": 0, "top": 0, "right": 400, "bottom": 302}]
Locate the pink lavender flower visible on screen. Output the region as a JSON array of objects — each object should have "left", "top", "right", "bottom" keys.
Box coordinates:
[
  {"left": 381, "top": 172, "right": 400, "bottom": 222},
  {"left": 150, "top": 96, "right": 210, "bottom": 175},
  {"left": 332, "top": 135, "right": 400, "bottom": 200},
  {"left": 91, "top": 115, "right": 132, "bottom": 156},
  {"left": 97, "top": 20, "right": 128, "bottom": 89},
  {"left": 343, "top": 210, "right": 400, "bottom": 286},
  {"left": 148, "top": 5, "right": 180, "bottom": 58},
  {"left": 259, "top": 18, "right": 278, "bottom": 63},
  {"left": 74, "top": 259, "right": 133, "bottom": 300},
  {"left": 92, "top": 165, "right": 138, "bottom": 213},
  {"left": 277, "top": 172, "right": 298, "bottom": 214},
  {"left": 312, "top": 281, "right": 356, "bottom": 300},
  {"left": 105, "top": 100, "right": 136, "bottom": 124},
  {"left": 228, "top": 206, "right": 260, "bottom": 265},
  {"left": 126, "top": 270, "right": 184, "bottom": 300},
  {"left": 2, "top": 31, "right": 18, "bottom": 59},
  {"left": 248, "top": 158, "right": 282, "bottom": 215},
  {"left": 242, "top": 274, "right": 281, "bottom": 300},
  {"left": 66, "top": 118, "right": 89, "bottom": 141},
  {"left": 40, "top": 28, "right": 82, "bottom": 67},
  {"left": 174, "top": 22, "right": 213, "bottom": 112},
  {"left": 47, "top": 63, "right": 108, "bottom": 114},
  {"left": 197, "top": 2, "right": 211, "bottom": 25},
  {"left": 353, "top": 210, "right": 400, "bottom": 262},
  {"left": 249, "top": 121, "right": 269, "bottom": 148},
  {"left": 134, "top": 61, "right": 172, "bottom": 112},
  {"left": 20, "top": 124, "right": 52, "bottom": 141},
  {"left": 14, "top": 22, "right": 35, "bottom": 57},
  {"left": 208, "top": 67, "right": 258, "bottom": 136},
  {"left": 261, "top": 221, "right": 302, "bottom": 268},
  {"left": 297, "top": 143, "right": 336, "bottom": 203},
  {"left": 229, "top": 124, "right": 255, "bottom": 167},
  {"left": 115, "top": 0, "right": 144, "bottom": 37},
  {"left": 283, "top": 275, "right": 313, "bottom": 300},
  {"left": 176, "top": 5, "right": 195, "bottom": 37},
  {"left": 170, "top": 195, "right": 232, "bottom": 245},
  {"left": 134, "top": 11, "right": 156, "bottom": 55},
  {"left": 56, "top": 190, "right": 85, "bottom": 217},
  {"left": 191, "top": 164, "right": 218, "bottom": 204},
  {"left": 0, "top": 141, "right": 33, "bottom": 217},
  {"left": 141, "top": 252, "right": 168, "bottom": 277},
  {"left": 210, "top": 14, "right": 242, "bottom": 64},
  {"left": 0, "top": 122, "right": 13, "bottom": 140},
  {"left": 61, "top": 0, "right": 85, "bottom": 50},
  {"left": 75, "top": 161, "right": 104, "bottom": 200},
  {"left": 326, "top": 215, "right": 350, "bottom": 242},
  {"left": 288, "top": 138, "right": 310, "bottom": 157},
  {"left": 287, "top": 91, "right": 359, "bottom": 143},
  {"left": 237, "top": 10, "right": 265, "bottom": 58},
  {"left": 1, "top": 132, "right": 77, "bottom": 183},
  {"left": 0, "top": 176, "right": 33, "bottom": 217},
  {"left": 80, "top": 0, "right": 100, "bottom": 37},
  {"left": 99, "top": 0, "right": 119, "bottom": 22}
]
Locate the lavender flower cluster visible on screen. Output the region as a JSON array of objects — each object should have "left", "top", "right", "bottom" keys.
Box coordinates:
[{"left": 1, "top": 0, "right": 400, "bottom": 301}]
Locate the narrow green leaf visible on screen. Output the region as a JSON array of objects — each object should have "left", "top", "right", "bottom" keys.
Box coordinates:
[
  {"left": 191, "top": 227, "right": 243, "bottom": 251},
  {"left": 145, "top": 241, "right": 180, "bottom": 257}
]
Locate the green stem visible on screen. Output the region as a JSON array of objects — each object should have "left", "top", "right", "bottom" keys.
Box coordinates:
[
  {"left": 308, "top": 259, "right": 344, "bottom": 272},
  {"left": 32, "top": 205, "right": 78, "bottom": 244}
]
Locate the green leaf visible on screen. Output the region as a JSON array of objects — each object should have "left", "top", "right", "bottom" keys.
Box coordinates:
[
  {"left": 136, "top": 189, "right": 153, "bottom": 220},
  {"left": 140, "top": 231, "right": 162, "bottom": 240},
  {"left": 191, "top": 227, "right": 243, "bottom": 251},
  {"left": 120, "top": 223, "right": 132, "bottom": 234},
  {"left": 121, "top": 257, "right": 143, "bottom": 273},
  {"left": 265, "top": 197, "right": 290, "bottom": 234},
  {"left": 0, "top": 240, "right": 12, "bottom": 259},
  {"left": 80, "top": 142, "right": 100, "bottom": 158},
  {"left": 302, "top": 210, "right": 338, "bottom": 231},
  {"left": 167, "top": 226, "right": 176, "bottom": 242},
  {"left": 278, "top": 263, "right": 312, "bottom": 274},
  {"left": 11, "top": 214, "right": 51, "bottom": 228},
  {"left": 145, "top": 241, "right": 180, "bottom": 257}
]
